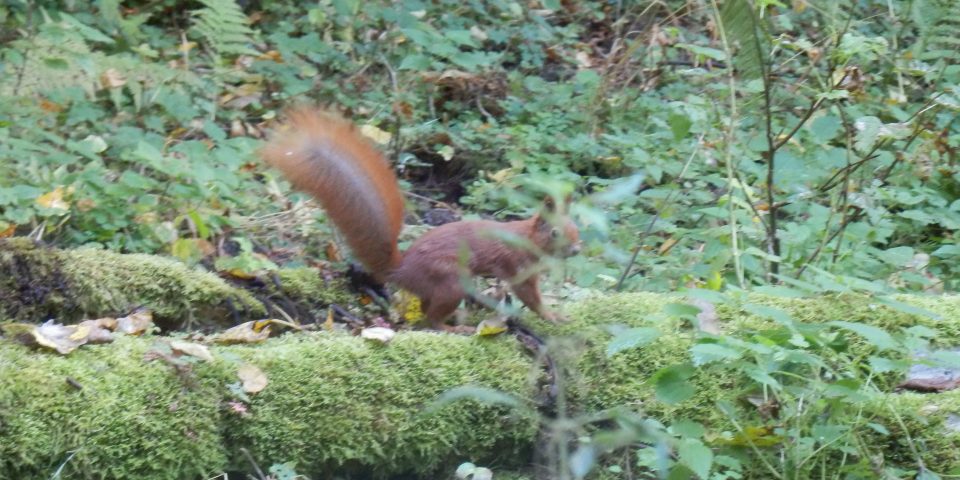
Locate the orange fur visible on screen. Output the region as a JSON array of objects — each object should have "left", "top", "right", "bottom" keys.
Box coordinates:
[{"left": 261, "top": 109, "right": 581, "bottom": 328}]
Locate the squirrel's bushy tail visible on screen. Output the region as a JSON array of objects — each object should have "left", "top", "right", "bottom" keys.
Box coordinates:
[{"left": 260, "top": 109, "right": 404, "bottom": 279}]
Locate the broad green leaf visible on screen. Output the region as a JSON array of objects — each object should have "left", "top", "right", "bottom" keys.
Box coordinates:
[
  {"left": 678, "top": 438, "right": 713, "bottom": 479},
  {"left": 606, "top": 327, "right": 661, "bottom": 357},
  {"left": 690, "top": 343, "right": 741, "bottom": 365},
  {"left": 828, "top": 321, "right": 898, "bottom": 351},
  {"left": 653, "top": 364, "right": 696, "bottom": 404}
]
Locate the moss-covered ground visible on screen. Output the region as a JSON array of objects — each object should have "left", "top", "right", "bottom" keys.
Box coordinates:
[{"left": 3, "top": 287, "right": 960, "bottom": 478}]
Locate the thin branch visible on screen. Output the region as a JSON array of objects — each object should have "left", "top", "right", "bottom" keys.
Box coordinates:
[{"left": 615, "top": 134, "right": 704, "bottom": 291}]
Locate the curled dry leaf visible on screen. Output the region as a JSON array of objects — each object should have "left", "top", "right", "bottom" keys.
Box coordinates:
[
  {"left": 116, "top": 309, "right": 154, "bottom": 335},
  {"left": 237, "top": 364, "right": 268, "bottom": 394},
  {"left": 360, "top": 326, "right": 396, "bottom": 344},
  {"left": 169, "top": 340, "right": 214, "bottom": 362}
]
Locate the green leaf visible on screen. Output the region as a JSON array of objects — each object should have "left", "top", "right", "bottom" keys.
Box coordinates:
[
  {"left": 718, "top": 0, "right": 765, "bottom": 79},
  {"left": 668, "top": 112, "right": 692, "bottom": 141},
  {"left": 690, "top": 343, "right": 741, "bottom": 366},
  {"left": 875, "top": 296, "right": 942, "bottom": 320},
  {"left": 670, "top": 419, "right": 706, "bottom": 439},
  {"left": 664, "top": 303, "right": 701, "bottom": 319},
  {"left": 426, "top": 386, "right": 530, "bottom": 414},
  {"left": 742, "top": 304, "right": 796, "bottom": 326},
  {"left": 828, "top": 321, "right": 899, "bottom": 351},
  {"left": 653, "top": 364, "right": 696, "bottom": 404},
  {"left": 606, "top": 327, "right": 661, "bottom": 357},
  {"left": 678, "top": 438, "right": 713, "bottom": 479}
]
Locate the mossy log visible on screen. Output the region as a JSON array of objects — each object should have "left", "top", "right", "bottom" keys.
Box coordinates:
[
  {"left": 0, "top": 238, "right": 350, "bottom": 329},
  {"left": 4, "top": 289, "right": 960, "bottom": 478}
]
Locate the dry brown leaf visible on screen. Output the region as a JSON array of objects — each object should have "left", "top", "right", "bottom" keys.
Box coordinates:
[
  {"left": 238, "top": 364, "right": 268, "bottom": 393},
  {"left": 78, "top": 319, "right": 115, "bottom": 344},
  {"left": 32, "top": 320, "right": 89, "bottom": 354},
  {"left": 169, "top": 340, "right": 214, "bottom": 362},
  {"left": 116, "top": 309, "right": 154, "bottom": 335},
  {"left": 100, "top": 68, "right": 127, "bottom": 89},
  {"left": 689, "top": 298, "right": 721, "bottom": 334}
]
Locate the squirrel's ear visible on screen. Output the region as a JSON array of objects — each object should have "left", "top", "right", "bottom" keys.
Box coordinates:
[{"left": 542, "top": 196, "right": 557, "bottom": 213}]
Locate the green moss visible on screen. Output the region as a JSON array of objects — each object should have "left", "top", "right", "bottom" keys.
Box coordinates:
[
  {"left": 0, "top": 331, "right": 537, "bottom": 479},
  {"left": 4, "top": 292, "right": 960, "bottom": 478},
  {"left": 864, "top": 390, "right": 960, "bottom": 472},
  {"left": 0, "top": 336, "right": 229, "bottom": 479},
  {"left": 222, "top": 332, "right": 538, "bottom": 476},
  {"left": 0, "top": 238, "right": 264, "bottom": 328}
]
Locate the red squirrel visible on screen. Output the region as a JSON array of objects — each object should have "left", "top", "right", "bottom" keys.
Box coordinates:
[{"left": 260, "top": 109, "right": 581, "bottom": 329}]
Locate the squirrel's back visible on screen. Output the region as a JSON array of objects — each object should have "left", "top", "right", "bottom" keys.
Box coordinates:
[{"left": 260, "top": 109, "right": 404, "bottom": 278}]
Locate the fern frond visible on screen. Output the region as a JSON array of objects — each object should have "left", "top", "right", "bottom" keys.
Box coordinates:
[
  {"left": 190, "top": 0, "right": 260, "bottom": 61},
  {"left": 913, "top": 0, "right": 960, "bottom": 61}
]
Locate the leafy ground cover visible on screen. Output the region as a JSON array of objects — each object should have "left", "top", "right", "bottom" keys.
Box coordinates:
[{"left": 2, "top": 0, "right": 960, "bottom": 478}]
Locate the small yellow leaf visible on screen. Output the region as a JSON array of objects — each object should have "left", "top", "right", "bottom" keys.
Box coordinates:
[
  {"left": 36, "top": 186, "right": 70, "bottom": 211},
  {"left": 437, "top": 145, "right": 455, "bottom": 161},
  {"left": 324, "top": 308, "right": 335, "bottom": 331},
  {"left": 476, "top": 318, "right": 508, "bottom": 336},
  {"left": 398, "top": 291, "right": 424, "bottom": 324},
  {"left": 359, "top": 124, "right": 392, "bottom": 145},
  {"left": 658, "top": 237, "right": 678, "bottom": 256},
  {"left": 486, "top": 168, "right": 513, "bottom": 183},
  {"left": 238, "top": 364, "right": 268, "bottom": 393}
]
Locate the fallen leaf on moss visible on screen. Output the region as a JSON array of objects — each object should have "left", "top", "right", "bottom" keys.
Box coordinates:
[
  {"left": 32, "top": 320, "right": 89, "bottom": 354},
  {"left": 712, "top": 425, "right": 783, "bottom": 447},
  {"left": 361, "top": 326, "right": 396, "bottom": 343},
  {"left": 78, "top": 319, "right": 115, "bottom": 344},
  {"left": 169, "top": 340, "right": 214, "bottom": 362},
  {"left": 211, "top": 321, "right": 272, "bottom": 345},
  {"left": 116, "top": 309, "right": 154, "bottom": 335},
  {"left": 238, "top": 364, "right": 268, "bottom": 393},
  {"left": 476, "top": 318, "right": 508, "bottom": 336}
]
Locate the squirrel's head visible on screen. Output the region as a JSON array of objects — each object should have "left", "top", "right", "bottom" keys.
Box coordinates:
[{"left": 535, "top": 194, "right": 581, "bottom": 258}]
